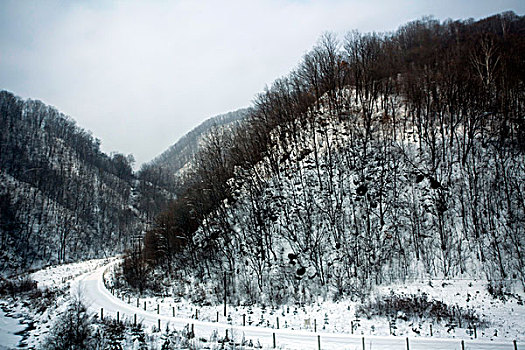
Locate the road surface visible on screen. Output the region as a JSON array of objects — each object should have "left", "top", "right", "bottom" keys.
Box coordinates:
[{"left": 75, "top": 263, "right": 518, "bottom": 350}]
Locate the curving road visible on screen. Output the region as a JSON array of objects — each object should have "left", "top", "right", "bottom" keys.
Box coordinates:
[{"left": 75, "top": 263, "right": 517, "bottom": 350}]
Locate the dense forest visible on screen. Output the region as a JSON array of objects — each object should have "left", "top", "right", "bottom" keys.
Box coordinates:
[
  {"left": 149, "top": 108, "right": 250, "bottom": 178},
  {"left": 0, "top": 91, "right": 251, "bottom": 275},
  {"left": 0, "top": 91, "right": 168, "bottom": 274},
  {"left": 136, "top": 108, "right": 250, "bottom": 222},
  {"left": 128, "top": 12, "right": 525, "bottom": 304}
]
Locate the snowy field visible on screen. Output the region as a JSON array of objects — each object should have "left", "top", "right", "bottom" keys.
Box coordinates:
[
  {"left": 107, "top": 275, "right": 525, "bottom": 342},
  {"left": 2, "top": 258, "right": 524, "bottom": 349},
  {"left": 30, "top": 257, "right": 115, "bottom": 288}
]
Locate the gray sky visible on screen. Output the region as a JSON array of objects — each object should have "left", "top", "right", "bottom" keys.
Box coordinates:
[{"left": 1, "top": 0, "right": 523, "bottom": 166}]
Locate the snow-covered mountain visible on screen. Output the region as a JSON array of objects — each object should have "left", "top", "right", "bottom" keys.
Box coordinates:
[
  {"left": 136, "top": 13, "right": 525, "bottom": 305},
  {"left": 0, "top": 93, "right": 248, "bottom": 274},
  {"left": 149, "top": 108, "right": 250, "bottom": 178},
  {"left": 133, "top": 108, "right": 250, "bottom": 223},
  {"left": 0, "top": 91, "right": 147, "bottom": 274}
]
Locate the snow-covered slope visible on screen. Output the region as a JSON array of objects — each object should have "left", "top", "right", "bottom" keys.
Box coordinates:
[
  {"left": 0, "top": 91, "right": 147, "bottom": 274},
  {"left": 146, "top": 108, "right": 249, "bottom": 180},
  {"left": 188, "top": 89, "right": 524, "bottom": 304},
  {"left": 129, "top": 18, "right": 525, "bottom": 346}
]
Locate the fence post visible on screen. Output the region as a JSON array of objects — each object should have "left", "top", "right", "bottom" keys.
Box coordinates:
[
  {"left": 243, "top": 314, "right": 246, "bottom": 326},
  {"left": 134, "top": 313, "right": 137, "bottom": 326},
  {"left": 100, "top": 308, "right": 104, "bottom": 320},
  {"left": 406, "top": 337, "right": 410, "bottom": 350},
  {"left": 351, "top": 321, "right": 354, "bottom": 334},
  {"left": 273, "top": 333, "right": 276, "bottom": 348},
  {"left": 117, "top": 311, "right": 119, "bottom": 323},
  {"left": 196, "top": 309, "right": 198, "bottom": 319},
  {"left": 362, "top": 336, "right": 365, "bottom": 350},
  {"left": 277, "top": 317, "right": 280, "bottom": 329},
  {"left": 430, "top": 324, "right": 433, "bottom": 337},
  {"left": 314, "top": 319, "right": 317, "bottom": 332},
  {"left": 514, "top": 340, "right": 518, "bottom": 350},
  {"left": 317, "top": 335, "right": 321, "bottom": 350},
  {"left": 158, "top": 319, "right": 160, "bottom": 330},
  {"left": 157, "top": 304, "right": 159, "bottom": 314},
  {"left": 137, "top": 298, "right": 139, "bottom": 307},
  {"left": 173, "top": 307, "right": 175, "bottom": 317},
  {"left": 216, "top": 311, "right": 219, "bottom": 322},
  {"left": 474, "top": 325, "right": 477, "bottom": 339},
  {"left": 461, "top": 340, "right": 465, "bottom": 350}
]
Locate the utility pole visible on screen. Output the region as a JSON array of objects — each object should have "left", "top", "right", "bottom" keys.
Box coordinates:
[{"left": 223, "top": 271, "right": 227, "bottom": 316}]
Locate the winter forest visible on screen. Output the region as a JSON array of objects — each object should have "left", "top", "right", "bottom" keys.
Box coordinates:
[
  {"left": 0, "top": 10, "right": 524, "bottom": 350},
  {"left": 127, "top": 13, "right": 525, "bottom": 304},
  {"left": 0, "top": 91, "right": 178, "bottom": 273}
]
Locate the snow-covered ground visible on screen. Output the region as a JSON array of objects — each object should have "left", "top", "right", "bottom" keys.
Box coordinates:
[
  {"left": 2, "top": 258, "right": 524, "bottom": 349},
  {"left": 97, "top": 261, "right": 523, "bottom": 349},
  {"left": 107, "top": 276, "right": 525, "bottom": 344},
  {"left": 0, "top": 308, "right": 26, "bottom": 349},
  {"left": 374, "top": 279, "right": 525, "bottom": 340},
  {"left": 0, "top": 258, "right": 111, "bottom": 349},
  {"left": 31, "top": 257, "right": 115, "bottom": 288}
]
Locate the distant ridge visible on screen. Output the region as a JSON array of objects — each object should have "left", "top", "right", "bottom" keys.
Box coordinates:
[{"left": 146, "top": 108, "right": 250, "bottom": 177}]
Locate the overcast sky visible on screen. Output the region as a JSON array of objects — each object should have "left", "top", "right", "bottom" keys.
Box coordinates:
[{"left": 1, "top": 0, "right": 523, "bottom": 166}]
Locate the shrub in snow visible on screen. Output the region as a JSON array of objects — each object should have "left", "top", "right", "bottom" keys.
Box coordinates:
[
  {"left": 129, "top": 324, "right": 148, "bottom": 349},
  {"left": 356, "top": 293, "right": 486, "bottom": 327},
  {"left": 0, "top": 276, "right": 38, "bottom": 298},
  {"left": 486, "top": 280, "right": 513, "bottom": 301},
  {"left": 41, "top": 297, "right": 94, "bottom": 350},
  {"left": 190, "top": 283, "right": 208, "bottom": 305}
]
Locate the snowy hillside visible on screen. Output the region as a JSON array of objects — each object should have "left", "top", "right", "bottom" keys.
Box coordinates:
[
  {"left": 196, "top": 89, "right": 523, "bottom": 302},
  {"left": 149, "top": 108, "right": 250, "bottom": 178},
  {"left": 133, "top": 108, "right": 250, "bottom": 222},
  {"left": 128, "top": 12, "right": 525, "bottom": 327},
  {"left": 0, "top": 91, "right": 147, "bottom": 274}
]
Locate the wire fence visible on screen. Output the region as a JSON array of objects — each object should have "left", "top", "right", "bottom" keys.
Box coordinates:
[
  {"left": 100, "top": 264, "right": 521, "bottom": 350},
  {"left": 98, "top": 307, "right": 520, "bottom": 350}
]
